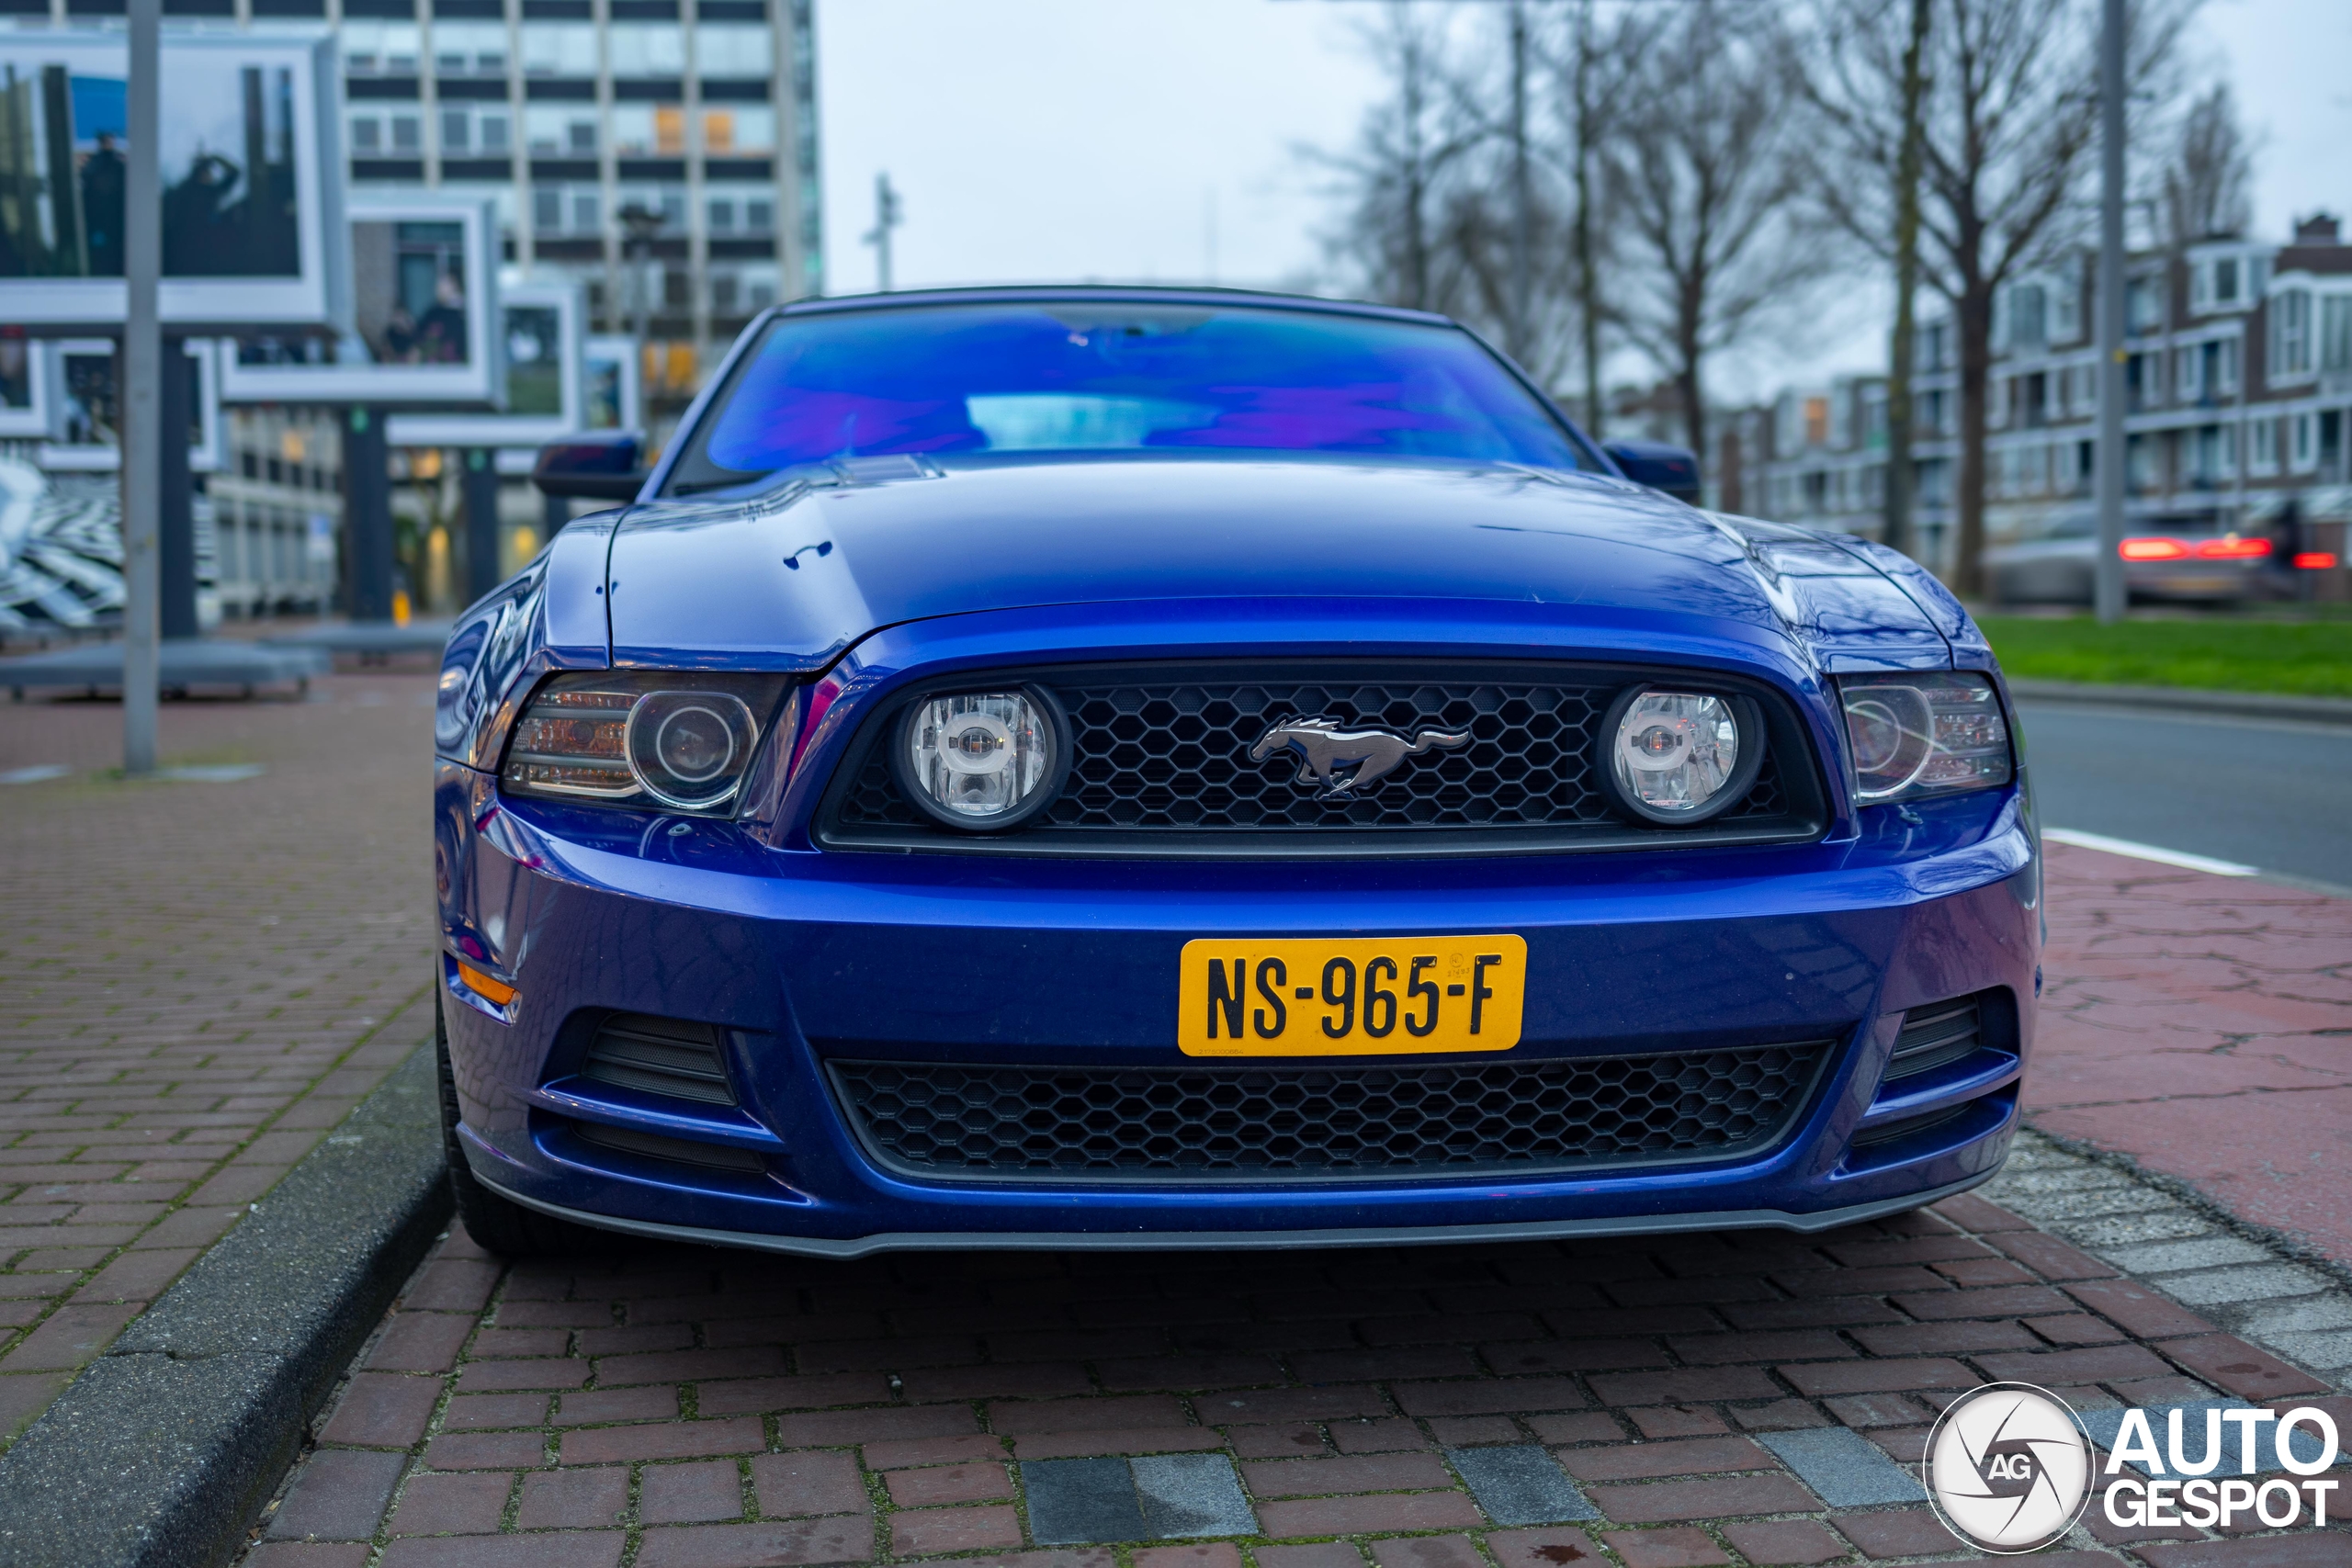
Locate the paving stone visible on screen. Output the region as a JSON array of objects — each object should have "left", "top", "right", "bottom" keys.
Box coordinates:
[
  {"left": 1598, "top": 1528, "right": 1728, "bottom": 1568},
  {"left": 1718, "top": 1519, "right": 1849, "bottom": 1565},
  {"left": 1253, "top": 1545, "right": 1367, "bottom": 1568},
  {"left": 893, "top": 1504, "right": 1024, "bottom": 1555},
  {"left": 1369, "top": 1534, "right": 1485, "bottom": 1568},
  {"left": 1446, "top": 1444, "right": 1598, "bottom": 1524},
  {"left": 640, "top": 1458, "right": 747, "bottom": 1524},
  {"left": 1757, "top": 1427, "right": 1927, "bottom": 1506},
  {"left": 2100, "top": 1236, "right": 2278, "bottom": 1274},
  {"left": 2161, "top": 1265, "right": 2334, "bottom": 1306},
  {"left": 388, "top": 1472, "right": 513, "bottom": 1537},
  {"left": 1132, "top": 1453, "right": 1257, "bottom": 1539},
  {"left": 1023, "top": 1457, "right": 1148, "bottom": 1545},
  {"left": 633, "top": 1518, "right": 873, "bottom": 1568},
  {"left": 1484, "top": 1527, "right": 1606, "bottom": 1568},
  {"left": 264, "top": 1448, "right": 409, "bottom": 1541}
]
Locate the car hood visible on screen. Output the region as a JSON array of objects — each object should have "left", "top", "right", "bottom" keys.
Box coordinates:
[{"left": 597, "top": 458, "right": 1954, "bottom": 672}]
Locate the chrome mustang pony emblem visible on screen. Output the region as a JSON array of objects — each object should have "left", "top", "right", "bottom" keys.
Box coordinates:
[{"left": 1249, "top": 717, "right": 1472, "bottom": 802}]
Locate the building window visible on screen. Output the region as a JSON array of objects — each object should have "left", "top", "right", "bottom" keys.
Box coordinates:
[
  {"left": 390, "top": 115, "right": 422, "bottom": 153},
  {"left": 2212, "top": 336, "right": 2240, "bottom": 396},
  {"left": 480, "top": 113, "right": 511, "bottom": 154},
  {"left": 694, "top": 23, "right": 773, "bottom": 79},
  {"left": 526, "top": 106, "right": 596, "bottom": 155},
  {"left": 701, "top": 105, "right": 776, "bottom": 154},
  {"left": 433, "top": 22, "right": 506, "bottom": 75},
  {"left": 2322, "top": 296, "right": 2352, "bottom": 374},
  {"left": 2292, "top": 412, "right": 2316, "bottom": 470},
  {"left": 533, "top": 185, "right": 562, "bottom": 231},
  {"left": 440, "top": 108, "right": 470, "bottom": 154},
  {"left": 343, "top": 21, "right": 421, "bottom": 75},
  {"left": 608, "top": 23, "right": 686, "bottom": 77},
  {"left": 711, "top": 272, "right": 739, "bottom": 312},
  {"left": 707, "top": 197, "right": 736, "bottom": 232},
  {"left": 2251, "top": 417, "right": 2279, "bottom": 473},
  {"left": 350, "top": 114, "right": 381, "bottom": 153},
  {"left": 2269, "top": 288, "right": 2312, "bottom": 381},
  {"left": 2126, "top": 276, "right": 2162, "bottom": 334},
  {"left": 2175, "top": 344, "right": 2201, "bottom": 403},
  {"left": 612, "top": 105, "right": 688, "bottom": 157},
  {"left": 521, "top": 22, "right": 599, "bottom": 76},
  {"left": 743, "top": 197, "right": 775, "bottom": 233},
  {"left": 571, "top": 189, "right": 602, "bottom": 234},
  {"left": 2004, "top": 283, "right": 2046, "bottom": 352}
]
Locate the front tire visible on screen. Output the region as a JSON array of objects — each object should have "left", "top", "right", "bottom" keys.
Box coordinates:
[{"left": 435, "top": 998, "right": 597, "bottom": 1257}]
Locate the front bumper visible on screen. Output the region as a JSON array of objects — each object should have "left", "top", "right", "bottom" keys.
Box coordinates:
[{"left": 436, "top": 757, "right": 2041, "bottom": 1253}]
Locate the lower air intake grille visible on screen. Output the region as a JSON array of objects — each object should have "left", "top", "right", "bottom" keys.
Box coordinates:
[
  {"left": 829, "top": 1044, "right": 1830, "bottom": 1184},
  {"left": 581, "top": 1013, "right": 737, "bottom": 1106},
  {"left": 572, "top": 1120, "right": 766, "bottom": 1173},
  {"left": 1884, "top": 995, "right": 1986, "bottom": 1081}
]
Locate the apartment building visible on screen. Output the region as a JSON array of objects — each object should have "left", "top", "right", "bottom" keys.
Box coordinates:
[
  {"left": 1746, "top": 214, "right": 2352, "bottom": 571},
  {"left": 12, "top": 0, "right": 824, "bottom": 419}
]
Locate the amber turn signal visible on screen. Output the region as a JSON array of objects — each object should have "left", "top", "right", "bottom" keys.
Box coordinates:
[{"left": 456, "top": 961, "right": 518, "bottom": 1007}]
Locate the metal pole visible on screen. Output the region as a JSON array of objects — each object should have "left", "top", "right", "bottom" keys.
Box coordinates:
[
  {"left": 2092, "top": 0, "right": 2128, "bottom": 623},
  {"left": 120, "top": 0, "right": 161, "bottom": 774},
  {"left": 343, "top": 407, "right": 395, "bottom": 622},
  {"left": 1508, "top": 0, "right": 1532, "bottom": 365},
  {"left": 462, "top": 446, "right": 503, "bottom": 601},
  {"left": 159, "top": 335, "right": 198, "bottom": 639}
]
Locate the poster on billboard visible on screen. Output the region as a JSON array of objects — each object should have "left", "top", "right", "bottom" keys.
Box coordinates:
[
  {"left": 387, "top": 280, "right": 586, "bottom": 448},
  {"left": 219, "top": 196, "right": 501, "bottom": 405},
  {"left": 21, "top": 336, "right": 224, "bottom": 472},
  {"left": 0, "top": 32, "right": 345, "bottom": 331}
]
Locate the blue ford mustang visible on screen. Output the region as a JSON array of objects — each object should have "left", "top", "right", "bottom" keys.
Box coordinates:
[{"left": 432, "top": 287, "right": 2040, "bottom": 1258}]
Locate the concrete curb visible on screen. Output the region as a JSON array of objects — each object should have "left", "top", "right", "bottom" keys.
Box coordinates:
[
  {"left": 0, "top": 1046, "right": 451, "bottom": 1568},
  {"left": 2007, "top": 678, "right": 2352, "bottom": 725}
]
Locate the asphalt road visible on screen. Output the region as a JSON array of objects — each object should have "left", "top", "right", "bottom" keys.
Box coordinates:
[{"left": 2016, "top": 698, "right": 2352, "bottom": 891}]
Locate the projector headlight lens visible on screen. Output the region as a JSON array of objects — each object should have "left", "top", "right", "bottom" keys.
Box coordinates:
[
  {"left": 502, "top": 671, "right": 788, "bottom": 814},
  {"left": 895, "top": 687, "right": 1069, "bottom": 830},
  {"left": 1838, "top": 671, "right": 2012, "bottom": 804},
  {"left": 1599, "top": 687, "right": 1764, "bottom": 825}
]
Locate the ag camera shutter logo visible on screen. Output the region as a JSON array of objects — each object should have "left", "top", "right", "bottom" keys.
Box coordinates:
[{"left": 1923, "top": 1382, "right": 2093, "bottom": 1552}]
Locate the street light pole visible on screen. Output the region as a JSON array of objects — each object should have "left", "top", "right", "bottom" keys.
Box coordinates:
[
  {"left": 2093, "top": 0, "right": 2128, "bottom": 624},
  {"left": 865, "top": 173, "right": 902, "bottom": 293},
  {"left": 616, "top": 202, "right": 665, "bottom": 422},
  {"left": 121, "top": 0, "right": 161, "bottom": 776}
]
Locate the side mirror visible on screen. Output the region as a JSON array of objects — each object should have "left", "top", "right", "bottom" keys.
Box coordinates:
[
  {"left": 533, "top": 431, "right": 648, "bottom": 501},
  {"left": 1602, "top": 439, "right": 1702, "bottom": 505}
]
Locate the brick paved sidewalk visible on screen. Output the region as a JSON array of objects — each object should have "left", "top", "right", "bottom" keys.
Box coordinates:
[
  {"left": 241, "top": 1144, "right": 2349, "bottom": 1568},
  {"left": 2028, "top": 845, "right": 2352, "bottom": 1271},
  {"left": 0, "top": 671, "right": 440, "bottom": 1444}
]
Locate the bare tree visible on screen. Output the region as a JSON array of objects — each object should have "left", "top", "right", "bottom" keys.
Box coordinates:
[
  {"left": 2160, "top": 82, "right": 2254, "bottom": 246},
  {"left": 1604, "top": 0, "right": 1815, "bottom": 468},
  {"left": 1803, "top": 0, "right": 2196, "bottom": 597},
  {"left": 1799, "top": 0, "right": 1930, "bottom": 556},
  {"left": 1534, "top": 0, "right": 1647, "bottom": 437},
  {"left": 1307, "top": 4, "right": 1482, "bottom": 315}
]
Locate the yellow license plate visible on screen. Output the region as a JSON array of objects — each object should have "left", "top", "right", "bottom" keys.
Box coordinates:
[{"left": 1179, "top": 934, "right": 1527, "bottom": 1056}]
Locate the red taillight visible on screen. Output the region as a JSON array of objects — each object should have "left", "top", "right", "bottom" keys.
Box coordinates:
[
  {"left": 2195, "top": 536, "right": 2271, "bottom": 559},
  {"left": 2119, "top": 537, "right": 2188, "bottom": 561},
  {"left": 2296, "top": 551, "right": 2340, "bottom": 570}
]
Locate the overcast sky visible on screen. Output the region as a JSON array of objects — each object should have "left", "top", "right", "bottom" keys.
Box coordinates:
[{"left": 816, "top": 0, "right": 2351, "bottom": 397}]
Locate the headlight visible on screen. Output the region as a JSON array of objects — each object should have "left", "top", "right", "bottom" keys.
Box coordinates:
[
  {"left": 893, "top": 687, "right": 1069, "bottom": 830},
  {"left": 1597, "top": 686, "right": 1765, "bottom": 825},
  {"left": 1838, "top": 671, "right": 2012, "bottom": 804},
  {"left": 502, "top": 671, "right": 791, "bottom": 814}
]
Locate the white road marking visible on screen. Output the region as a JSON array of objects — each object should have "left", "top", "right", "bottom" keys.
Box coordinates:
[
  {"left": 2044, "top": 828, "right": 2259, "bottom": 876},
  {"left": 0, "top": 765, "right": 69, "bottom": 784}
]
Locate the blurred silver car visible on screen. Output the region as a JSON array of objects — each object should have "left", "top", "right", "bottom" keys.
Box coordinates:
[{"left": 1986, "top": 506, "right": 2291, "bottom": 604}]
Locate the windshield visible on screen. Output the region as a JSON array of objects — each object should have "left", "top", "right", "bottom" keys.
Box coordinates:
[{"left": 666, "top": 300, "right": 1591, "bottom": 494}]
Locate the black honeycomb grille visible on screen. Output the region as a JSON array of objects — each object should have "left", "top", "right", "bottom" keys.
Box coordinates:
[
  {"left": 828, "top": 1044, "right": 1830, "bottom": 1183},
  {"left": 828, "top": 664, "right": 1804, "bottom": 846}
]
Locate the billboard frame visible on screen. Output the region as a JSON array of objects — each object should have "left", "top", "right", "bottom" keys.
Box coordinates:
[
  {"left": 0, "top": 31, "right": 348, "bottom": 333},
  {"left": 387, "top": 280, "right": 585, "bottom": 448},
  {"left": 28, "top": 335, "right": 224, "bottom": 473},
  {"left": 216, "top": 194, "right": 503, "bottom": 408}
]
